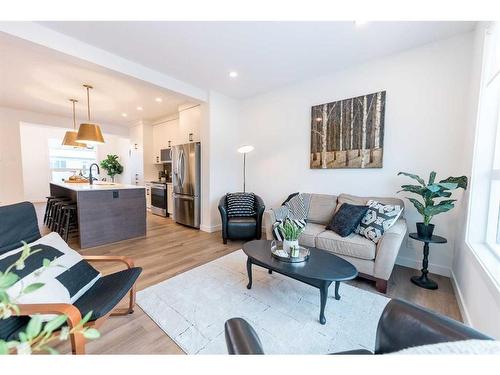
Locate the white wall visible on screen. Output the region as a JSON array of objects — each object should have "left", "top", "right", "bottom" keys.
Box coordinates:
[
  {"left": 200, "top": 91, "right": 242, "bottom": 231},
  {"left": 451, "top": 23, "right": 500, "bottom": 338},
  {"left": 234, "top": 32, "right": 475, "bottom": 276},
  {"left": 0, "top": 106, "right": 130, "bottom": 204}
]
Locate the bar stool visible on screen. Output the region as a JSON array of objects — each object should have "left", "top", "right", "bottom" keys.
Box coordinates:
[
  {"left": 60, "top": 204, "right": 78, "bottom": 243},
  {"left": 46, "top": 197, "right": 72, "bottom": 228},
  {"left": 50, "top": 200, "right": 74, "bottom": 232},
  {"left": 43, "top": 196, "right": 56, "bottom": 225}
]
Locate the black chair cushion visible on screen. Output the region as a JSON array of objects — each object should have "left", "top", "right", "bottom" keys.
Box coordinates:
[
  {"left": 73, "top": 267, "right": 142, "bottom": 320},
  {"left": 227, "top": 217, "right": 257, "bottom": 239},
  {"left": 0, "top": 201, "right": 41, "bottom": 255},
  {"left": 2, "top": 268, "right": 142, "bottom": 341}
]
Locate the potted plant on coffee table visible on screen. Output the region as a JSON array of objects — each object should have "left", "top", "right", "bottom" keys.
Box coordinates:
[
  {"left": 398, "top": 171, "right": 468, "bottom": 238},
  {"left": 280, "top": 219, "right": 304, "bottom": 256}
]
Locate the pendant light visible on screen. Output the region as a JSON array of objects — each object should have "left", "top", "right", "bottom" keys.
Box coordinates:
[
  {"left": 76, "top": 84, "right": 105, "bottom": 144},
  {"left": 62, "top": 99, "right": 86, "bottom": 148}
]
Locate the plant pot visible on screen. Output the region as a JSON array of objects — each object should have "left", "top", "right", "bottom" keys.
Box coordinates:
[
  {"left": 283, "top": 240, "right": 299, "bottom": 253},
  {"left": 416, "top": 223, "right": 435, "bottom": 239}
]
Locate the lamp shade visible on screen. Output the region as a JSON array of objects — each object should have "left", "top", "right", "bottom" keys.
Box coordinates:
[
  {"left": 62, "top": 130, "right": 86, "bottom": 148},
  {"left": 76, "top": 123, "right": 105, "bottom": 144},
  {"left": 237, "top": 145, "right": 254, "bottom": 154}
]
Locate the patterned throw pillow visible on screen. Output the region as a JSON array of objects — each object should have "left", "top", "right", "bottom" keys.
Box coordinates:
[
  {"left": 226, "top": 192, "right": 256, "bottom": 217},
  {"left": 355, "top": 200, "right": 403, "bottom": 243}
]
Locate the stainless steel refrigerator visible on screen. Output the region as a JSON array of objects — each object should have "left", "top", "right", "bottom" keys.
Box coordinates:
[{"left": 172, "top": 142, "right": 201, "bottom": 228}]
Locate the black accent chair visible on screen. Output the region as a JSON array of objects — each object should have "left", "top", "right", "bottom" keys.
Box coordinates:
[
  {"left": 224, "top": 299, "right": 492, "bottom": 354},
  {"left": 0, "top": 201, "right": 142, "bottom": 354},
  {"left": 218, "top": 194, "right": 265, "bottom": 244}
]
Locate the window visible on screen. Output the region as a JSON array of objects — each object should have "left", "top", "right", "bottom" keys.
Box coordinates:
[
  {"left": 470, "top": 22, "right": 500, "bottom": 257},
  {"left": 48, "top": 138, "right": 97, "bottom": 182}
]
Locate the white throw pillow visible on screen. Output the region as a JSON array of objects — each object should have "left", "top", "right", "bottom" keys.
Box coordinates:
[{"left": 1, "top": 232, "right": 101, "bottom": 318}]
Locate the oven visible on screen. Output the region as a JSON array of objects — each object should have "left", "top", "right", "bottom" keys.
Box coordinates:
[{"left": 150, "top": 183, "right": 167, "bottom": 217}]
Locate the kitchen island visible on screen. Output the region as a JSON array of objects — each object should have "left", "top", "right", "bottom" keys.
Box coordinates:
[{"left": 50, "top": 181, "right": 146, "bottom": 249}]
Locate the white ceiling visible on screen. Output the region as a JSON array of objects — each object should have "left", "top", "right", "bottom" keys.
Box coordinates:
[
  {"left": 0, "top": 32, "right": 196, "bottom": 126},
  {"left": 39, "top": 21, "right": 476, "bottom": 99}
]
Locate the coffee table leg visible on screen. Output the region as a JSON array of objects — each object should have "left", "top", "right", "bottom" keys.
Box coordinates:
[
  {"left": 319, "top": 281, "right": 331, "bottom": 325},
  {"left": 246, "top": 257, "right": 253, "bottom": 289},
  {"left": 334, "top": 281, "right": 341, "bottom": 300}
]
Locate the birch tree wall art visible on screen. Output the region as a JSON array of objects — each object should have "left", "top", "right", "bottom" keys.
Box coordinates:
[{"left": 310, "top": 91, "right": 386, "bottom": 169}]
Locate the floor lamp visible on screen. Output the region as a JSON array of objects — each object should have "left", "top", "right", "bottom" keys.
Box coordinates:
[{"left": 237, "top": 145, "right": 254, "bottom": 193}]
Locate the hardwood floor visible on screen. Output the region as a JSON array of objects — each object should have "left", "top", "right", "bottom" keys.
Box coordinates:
[{"left": 35, "top": 203, "right": 461, "bottom": 354}]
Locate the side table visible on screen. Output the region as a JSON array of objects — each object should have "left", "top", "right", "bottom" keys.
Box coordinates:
[{"left": 409, "top": 233, "right": 447, "bottom": 290}]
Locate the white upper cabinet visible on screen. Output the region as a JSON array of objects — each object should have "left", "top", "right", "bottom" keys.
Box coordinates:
[
  {"left": 179, "top": 105, "right": 201, "bottom": 143},
  {"left": 151, "top": 105, "right": 200, "bottom": 164}
]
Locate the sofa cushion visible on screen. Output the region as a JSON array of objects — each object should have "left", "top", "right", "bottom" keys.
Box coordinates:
[
  {"left": 226, "top": 193, "right": 256, "bottom": 217},
  {"left": 307, "top": 194, "right": 337, "bottom": 225},
  {"left": 227, "top": 217, "right": 257, "bottom": 239},
  {"left": 337, "top": 193, "right": 405, "bottom": 214},
  {"left": 298, "top": 223, "right": 326, "bottom": 248},
  {"left": 326, "top": 203, "right": 369, "bottom": 237},
  {"left": 316, "top": 230, "right": 376, "bottom": 260},
  {"left": 355, "top": 200, "right": 403, "bottom": 243}
]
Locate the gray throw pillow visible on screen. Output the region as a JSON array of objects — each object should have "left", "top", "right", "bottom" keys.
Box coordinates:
[{"left": 326, "top": 203, "right": 369, "bottom": 237}]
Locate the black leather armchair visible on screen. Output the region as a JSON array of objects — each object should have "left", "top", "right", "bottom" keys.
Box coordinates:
[
  {"left": 224, "top": 299, "right": 492, "bottom": 354},
  {"left": 218, "top": 194, "right": 265, "bottom": 244}
]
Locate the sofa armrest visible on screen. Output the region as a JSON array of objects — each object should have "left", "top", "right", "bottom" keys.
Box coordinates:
[
  {"left": 262, "top": 209, "right": 276, "bottom": 240},
  {"left": 375, "top": 299, "right": 492, "bottom": 354},
  {"left": 373, "top": 219, "right": 407, "bottom": 281}
]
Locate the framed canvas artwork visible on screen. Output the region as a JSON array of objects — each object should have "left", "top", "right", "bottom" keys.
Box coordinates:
[{"left": 310, "top": 91, "right": 386, "bottom": 169}]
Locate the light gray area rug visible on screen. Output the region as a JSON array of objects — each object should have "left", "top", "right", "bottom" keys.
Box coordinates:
[{"left": 137, "top": 250, "right": 390, "bottom": 354}]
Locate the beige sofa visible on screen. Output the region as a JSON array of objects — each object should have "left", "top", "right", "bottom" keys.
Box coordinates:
[{"left": 263, "top": 193, "right": 407, "bottom": 293}]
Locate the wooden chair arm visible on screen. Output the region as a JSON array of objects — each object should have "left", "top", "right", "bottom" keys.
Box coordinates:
[
  {"left": 17, "top": 303, "right": 82, "bottom": 328},
  {"left": 82, "top": 255, "right": 135, "bottom": 269}
]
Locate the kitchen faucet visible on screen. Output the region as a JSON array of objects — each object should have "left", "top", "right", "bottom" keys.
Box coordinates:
[{"left": 88, "top": 163, "right": 100, "bottom": 185}]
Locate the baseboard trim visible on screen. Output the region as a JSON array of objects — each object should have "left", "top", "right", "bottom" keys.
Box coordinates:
[
  {"left": 395, "top": 256, "right": 451, "bottom": 277},
  {"left": 200, "top": 224, "right": 222, "bottom": 233},
  {"left": 450, "top": 270, "right": 472, "bottom": 325}
]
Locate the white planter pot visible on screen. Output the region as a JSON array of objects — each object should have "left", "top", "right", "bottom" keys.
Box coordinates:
[{"left": 283, "top": 240, "right": 299, "bottom": 253}]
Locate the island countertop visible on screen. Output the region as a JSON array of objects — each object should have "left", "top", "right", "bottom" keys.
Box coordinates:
[{"left": 50, "top": 181, "right": 145, "bottom": 191}]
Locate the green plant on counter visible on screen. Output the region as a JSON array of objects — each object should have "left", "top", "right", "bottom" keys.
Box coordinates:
[
  {"left": 100, "top": 154, "right": 124, "bottom": 182},
  {"left": 279, "top": 219, "right": 304, "bottom": 241},
  {"left": 397, "top": 171, "right": 468, "bottom": 225},
  {"left": 0, "top": 242, "right": 100, "bottom": 354}
]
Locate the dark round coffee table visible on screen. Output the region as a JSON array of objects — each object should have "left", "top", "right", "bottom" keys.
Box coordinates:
[{"left": 242, "top": 239, "right": 358, "bottom": 325}]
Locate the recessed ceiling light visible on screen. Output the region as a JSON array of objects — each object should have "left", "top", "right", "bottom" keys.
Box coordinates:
[
  {"left": 229, "top": 71, "right": 238, "bottom": 78},
  {"left": 155, "top": 97, "right": 163, "bottom": 103},
  {"left": 354, "top": 21, "right": 368, "bottom": 27},
  {"left": 136, "top": 106, "right": 143, "bottom": 111},
  {"left": 121, "top": 113, "right": 128, "bottom": 117}
]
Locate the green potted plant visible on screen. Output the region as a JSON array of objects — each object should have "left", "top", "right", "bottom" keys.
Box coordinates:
[
  {"left": 398, "top": 171, "right": 468, "bottom": 238},
  {"left": 279, "top": 219, "right": 304, "bottom": 256},
  {"left": 100, "top": 154, "right": 124, "bottom": 182}
]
